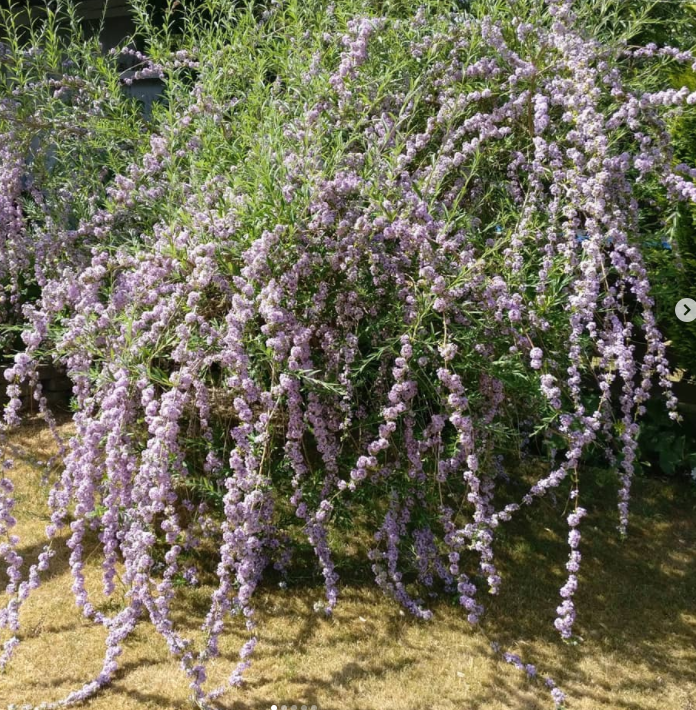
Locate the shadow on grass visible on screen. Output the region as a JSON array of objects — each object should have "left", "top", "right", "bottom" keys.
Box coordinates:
[
  {"left": 483, "top": 472, "right": 696, "bottom": 694},
  {"left": 3, "top": 460, "right": 695, "bottom": 709},
  {"left": 242, "top": 471, "right": 696, "bottom": 709}
]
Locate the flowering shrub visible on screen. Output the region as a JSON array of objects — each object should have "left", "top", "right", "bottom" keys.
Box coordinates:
[{"left": 2, "top": 0, "right": 696, "bottom": 707}]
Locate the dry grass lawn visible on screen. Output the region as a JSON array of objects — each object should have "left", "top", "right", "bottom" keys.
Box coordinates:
[{"left": 1, "top": 416, "right": 695, "bottom": 710}]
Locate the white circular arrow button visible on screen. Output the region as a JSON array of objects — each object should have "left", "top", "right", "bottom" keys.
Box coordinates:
[{"left": 676, "top": 298, "right": 696, "bottom": 323}]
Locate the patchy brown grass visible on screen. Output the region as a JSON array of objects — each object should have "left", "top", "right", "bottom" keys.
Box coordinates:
[{"left": 1, "top": 416, "right": 695, "bottom": 710}]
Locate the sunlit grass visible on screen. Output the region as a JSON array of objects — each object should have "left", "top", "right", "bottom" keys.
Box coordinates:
[{"left": 1, "top": 417, "right": 694, "bottom": 710}]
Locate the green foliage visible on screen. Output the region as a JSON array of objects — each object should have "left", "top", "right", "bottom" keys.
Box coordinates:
[{"left": 637, "top": 401, "right": 696, "bottom": 477}]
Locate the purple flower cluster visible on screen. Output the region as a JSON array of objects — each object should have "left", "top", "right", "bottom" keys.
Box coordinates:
[{"left": 554, "top": 507, "right": 587, "bottom": 639}]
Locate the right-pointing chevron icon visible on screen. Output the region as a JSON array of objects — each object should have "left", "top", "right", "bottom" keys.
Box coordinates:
[{"left": 676, "top": 298, "right": 696, "bottom": 323}]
